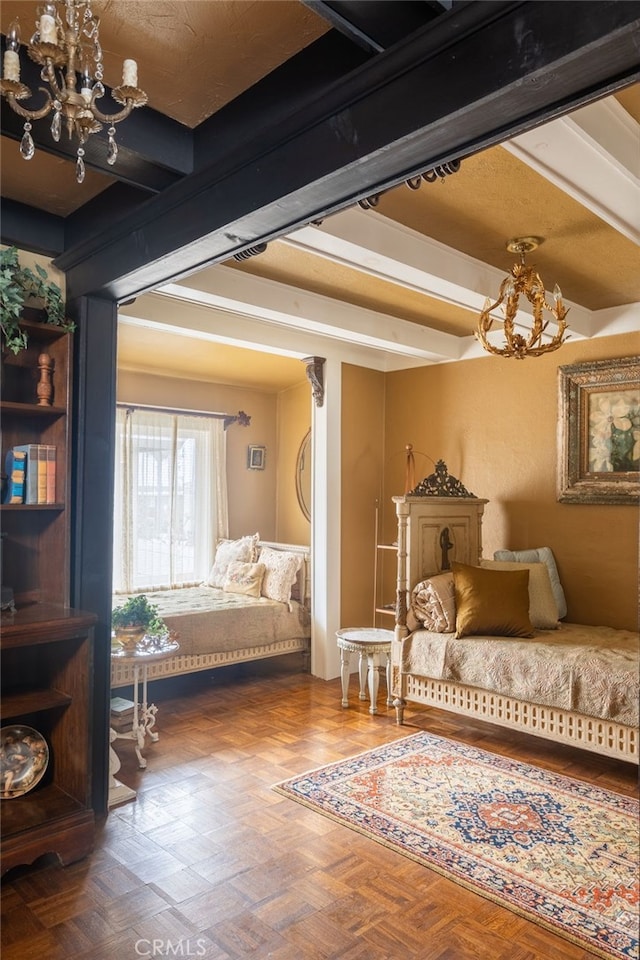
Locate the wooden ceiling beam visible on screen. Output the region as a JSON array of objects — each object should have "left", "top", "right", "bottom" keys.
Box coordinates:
[
  {"left": 302, "top": 0, "right": 449, "bottom": 53},
  {"left": 0, "top": 197, "right": 65, "bottom": 255},
  {"left": 56, "top": 1, "right": 640, "bottom": 302}
]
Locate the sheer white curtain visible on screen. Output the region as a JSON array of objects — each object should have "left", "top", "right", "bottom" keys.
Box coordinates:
[{"left": 113, "top": 407, "right": 228, "bottom": 593}]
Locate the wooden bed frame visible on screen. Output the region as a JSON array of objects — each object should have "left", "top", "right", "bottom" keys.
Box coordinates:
[{"left": 390, "top": 490, "right": 638, "bottom": 765}]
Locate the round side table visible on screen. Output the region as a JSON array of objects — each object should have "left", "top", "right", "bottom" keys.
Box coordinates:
[
  {"left": 109, "top": 638, "right": 179, "bottom": 808},
  {"left": 336, "top": 627, "right": 394, "bottom": 715}
]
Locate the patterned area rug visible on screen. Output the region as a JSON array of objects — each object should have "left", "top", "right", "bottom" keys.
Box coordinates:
[{"left": 274, "top": 732, "right": 639, "bottom": 959}]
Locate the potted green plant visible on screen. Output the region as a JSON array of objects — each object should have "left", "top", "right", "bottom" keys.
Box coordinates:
[
  {"left": 111, "top": 594, "right": 169, "bottom": 652},
  {"left": 0, "top": 246, "right": 75, "bottom": 355}
]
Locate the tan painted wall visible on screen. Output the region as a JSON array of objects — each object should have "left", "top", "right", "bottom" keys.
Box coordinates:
[
  {"left": 341, "top": 364, "right": 386, "bottom": 629},
  {"left": 116, "top": 368, "right": 279, "bottom": 540},
  {"left": 276, "top": 380, "right": 312, "bottom": 545},
  {"left": 383, "top": 333, "right": 640, "bottom": 630}
]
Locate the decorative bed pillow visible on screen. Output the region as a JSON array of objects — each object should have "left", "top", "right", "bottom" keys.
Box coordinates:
[
  {"left": 481, "top": 560, "right": 559, "bottom": 629},
  {"left": 206, "top": 534, "right": 259, "bottom": 588},
  {"left": 258, "top": 546, "right": 302, "bottom": 605},
  {"left": 223, "top": 560, "right": 265, "bottom": 597},
  {"left": 451, "top": 561, "right": 534, "bottom": 639},
  {"left": 493, "top": 547, "right": 567, "bottom": 619},
  {"left": 411, "top": 573, "right": 456, "bottom": 633}
]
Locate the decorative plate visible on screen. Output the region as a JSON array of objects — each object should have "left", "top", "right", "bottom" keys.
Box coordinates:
[{"left": 0, "top": 725, "right": 50, "bottom": 800}]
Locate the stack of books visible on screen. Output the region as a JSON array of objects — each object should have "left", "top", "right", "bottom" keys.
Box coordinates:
[
  {"left": 110, "top": 696, "right": 136, "bottom": 733},
  {"left": 3, "top": 448, "right": 27, "bottom": 503},
  {"left": 2, "top": 444, "right": 56, "bottom": 504}
]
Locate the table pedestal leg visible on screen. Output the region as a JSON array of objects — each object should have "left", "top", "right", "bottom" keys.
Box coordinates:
[
  {"left": 358, "top": 652, "right": 368, "bottom": 700},
  {"left": 385, "top": 652, "right": 393, "bottom": 706},
  {"left": 340, "top": 649, "right": 351, "bottom": 707},
  {"left": 367, "top": 654, "right": 380, "bottom": 714}
]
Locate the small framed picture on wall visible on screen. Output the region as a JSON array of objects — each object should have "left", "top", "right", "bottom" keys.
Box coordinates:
[{"left": 247, "top": 445, "right": 266, "bottom": 470}]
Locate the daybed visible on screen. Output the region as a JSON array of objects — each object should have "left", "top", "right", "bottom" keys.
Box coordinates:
[
  {"left": 389, "top": 482, "right": 639, "bottom": 764},
  {"left": 111, "top": 539, "right": 311, "bottom": 688}
]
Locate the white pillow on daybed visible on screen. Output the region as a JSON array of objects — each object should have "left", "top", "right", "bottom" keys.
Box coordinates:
[
  {"left": 207, "top": 534, "right": 260, "bottom": 588},
  {"left": 258, "top": 545, "right": 302, "bottom": 605},
  {"left": 493, "top": 546, "right": 567, "bottom": 619}
]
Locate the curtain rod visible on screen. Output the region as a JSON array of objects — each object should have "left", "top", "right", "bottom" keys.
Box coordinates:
[{"left": 117, "top": 402, "right": 251, "bottom": 429}]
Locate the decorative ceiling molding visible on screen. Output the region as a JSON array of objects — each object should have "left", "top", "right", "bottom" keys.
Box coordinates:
[
  {"left": 504, "top": 98, "right": 640, "bottom": 244},
  {"left": 302, "top": 356, "right": 325, "bottom": 407},
  {"left": 159, "top": 269, "right": 462, "bottom": 362},
  {"left": 285, "top": 208, "right": 594, "bottom": 337},
  {"left": 118, "top": 292, "right": 434, "bottom": 373}
]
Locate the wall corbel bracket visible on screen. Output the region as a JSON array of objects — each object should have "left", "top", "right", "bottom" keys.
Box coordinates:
[{"left": 302, "top": 356, "right": 325, "bottom": 407}]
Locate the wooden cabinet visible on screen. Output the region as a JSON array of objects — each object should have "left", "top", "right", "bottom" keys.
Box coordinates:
[
  {"left": 393, "top": 494, "right": 489, "bottom": 617},
  {"left": 1, "top": 316, "right": 97, "bottom": 872},
  {"left": 1, "top": 606, "right": 96, "bottom": 873}
]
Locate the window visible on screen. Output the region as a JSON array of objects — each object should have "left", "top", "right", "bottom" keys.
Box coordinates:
[{"left": 113, "top": 407, "right": 228, "bottom": 592}]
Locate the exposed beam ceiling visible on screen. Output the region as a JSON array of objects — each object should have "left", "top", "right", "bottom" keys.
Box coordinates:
[{"left": 56, "top": 1, "right": 640, "bottom": 302}]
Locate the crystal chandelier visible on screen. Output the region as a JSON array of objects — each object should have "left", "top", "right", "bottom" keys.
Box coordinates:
[
  {"left": 476, "top": 237, "right": 569, "bottom": 359},
  {"left": 1, "top": 0, "right": 147, "bottom": 183}
]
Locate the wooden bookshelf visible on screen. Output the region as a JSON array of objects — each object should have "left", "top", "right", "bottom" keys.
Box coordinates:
[{"left": 1, "top": 317, "right": 97, "bottom": 874}]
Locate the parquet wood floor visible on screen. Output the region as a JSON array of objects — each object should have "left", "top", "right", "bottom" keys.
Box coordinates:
[{"left": 2, "top": 656, "right": 637, "bottom": 960}]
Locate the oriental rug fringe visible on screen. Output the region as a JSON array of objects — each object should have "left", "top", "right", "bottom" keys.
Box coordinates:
[{"left": 274, "top": 732, "right": 639, "bottom": 959}]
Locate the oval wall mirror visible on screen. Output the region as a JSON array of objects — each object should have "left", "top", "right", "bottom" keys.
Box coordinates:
[{"left": 295, "top": 429, "right": 312, "bottom": 522}]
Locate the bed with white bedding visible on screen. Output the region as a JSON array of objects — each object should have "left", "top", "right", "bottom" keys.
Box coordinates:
[{"left": 111, "top": 539, "right": 311, "bottom": 688}]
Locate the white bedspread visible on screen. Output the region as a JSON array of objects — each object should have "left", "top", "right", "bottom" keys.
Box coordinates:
[{"left": 113, "top": 586, "right": 310, "bottom": 658}]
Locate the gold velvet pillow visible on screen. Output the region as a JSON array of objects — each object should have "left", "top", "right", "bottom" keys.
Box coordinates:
[
  {"left": 452, "top": 561, "right": 534, "bottom": 639},
  {"left": 480, "top": 560, "right": 559, "bottom": 629}
]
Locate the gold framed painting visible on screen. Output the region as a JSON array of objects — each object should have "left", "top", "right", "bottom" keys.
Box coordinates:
[{"left": 557, "top": 357, "right": 639, "bottom": 504}]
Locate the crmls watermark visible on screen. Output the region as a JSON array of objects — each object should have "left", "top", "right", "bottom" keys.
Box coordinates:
[{"left": 134, "top": 940, "right": 207, "bottom": 958}]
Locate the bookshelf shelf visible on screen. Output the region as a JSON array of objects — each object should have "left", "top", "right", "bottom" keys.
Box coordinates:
[
  {"left": 1, "top": 687, "right": 72, "bottom": 721},
  {"left": 1, "top": 503, "right": 65, "bottom": 512},
  {"left": 0, "top": 401, "right": 66, "bottom": 417}
]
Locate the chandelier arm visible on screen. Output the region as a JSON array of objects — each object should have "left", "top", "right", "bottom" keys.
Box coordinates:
[
  {"left": 4, "top": 89, "right": 53, "bottom": 121},
  {"left": 90, "top": 99, "right": 135, "bottom": 125},
  {"left": 477, "top": 297, "right": 501, "bottom": 336},
  {"left": 41, "top": 59, "right": 65, "bottom": 101}
]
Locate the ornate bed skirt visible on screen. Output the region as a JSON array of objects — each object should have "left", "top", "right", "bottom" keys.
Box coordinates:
[
  {"left": 111, "top": 636, "right": 310, "bottom": 688},
  {"left": 396, "top": 673, "right": 638, "bottom": 764}
]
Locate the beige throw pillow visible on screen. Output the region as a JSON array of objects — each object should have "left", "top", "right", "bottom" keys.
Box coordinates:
[
  {"left": 223, "top": 560, "right": 265, "bottom": 597},
  {"left": 481, "top": 560, "right": 559, "bottom": 629},
  {"left": 207, "top": 534, "right": 259, "bottom": 588}
]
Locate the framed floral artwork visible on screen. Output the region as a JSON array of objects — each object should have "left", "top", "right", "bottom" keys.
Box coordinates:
[{"left": 557, "top": 357, "right": 639, "bottom": 504}]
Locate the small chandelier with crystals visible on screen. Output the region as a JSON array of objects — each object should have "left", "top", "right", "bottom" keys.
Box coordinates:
[
  {"left": 1, "top": 0, "right": 148, "bottom": 184},
  {"left": 476, "top": 237, "right": 569, "bottom": 359}
]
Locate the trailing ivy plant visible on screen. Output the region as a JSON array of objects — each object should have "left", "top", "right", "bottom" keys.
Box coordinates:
[{"left": 0, "top": 246, "right": 75, "bottom": 355}]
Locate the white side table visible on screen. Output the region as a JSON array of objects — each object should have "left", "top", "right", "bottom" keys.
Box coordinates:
[
  {"left": 336, "top": 627, "right": 394, "bottom": 715},
  {"left": 108, "top": 639, "right": 179, "bottom": 808}
]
